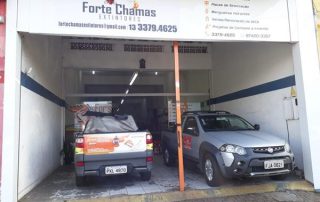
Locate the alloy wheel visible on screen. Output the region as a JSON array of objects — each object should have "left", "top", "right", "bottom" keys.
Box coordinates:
[
  {"left": 205, "top": 159, "right": 214, "bottom": 181},
  {"left": 164, "top": 148, "right": 170, "bottom": 163}
]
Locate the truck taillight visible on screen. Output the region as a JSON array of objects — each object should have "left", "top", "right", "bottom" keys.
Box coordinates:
[
  {"left": 146, "top": 156, "right": 153, "bottom": 162},
  {"left": 76, "top": 138, "right": 84, "bottom": 148},
  {"left": 76, "top": 161, "right": 85, "bottom": 167},
  {"left": 146, "top": 134, "right": 153, "bottom": 144}
]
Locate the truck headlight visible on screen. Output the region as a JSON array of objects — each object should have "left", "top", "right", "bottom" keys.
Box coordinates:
[
  {"left": 284, "top": 143, "right": 291, "bottom": 152},
  {"left": 220, "top": 144, "right": 247, "bottom": 155}
]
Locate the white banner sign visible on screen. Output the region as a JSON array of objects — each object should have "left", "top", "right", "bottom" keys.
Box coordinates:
[
  {"left": 19, "top": 0, "right": 291, "bottom": 42},
  {"left": 73, "top": 101, "right": 112, "bottom": 130},
  {"left": 168, "top": 101, "right": 201, "bottom": 123},
  {"left": 83, "top": 101, "right": 113, "bottom": 113}
]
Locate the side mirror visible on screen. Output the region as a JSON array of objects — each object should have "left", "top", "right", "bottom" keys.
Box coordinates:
[
  {"left": 254, "top": 124, "right": 260, "bottom": 130},
  {"left": 188, "top": 127, "right": 199, "bottom": 136}
]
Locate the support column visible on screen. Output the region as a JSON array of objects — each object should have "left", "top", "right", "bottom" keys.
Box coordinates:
[
  {"left": 292, "top": 0, "right": 320, "bottom": 190},
  {"left": 1, "top": 0, "right": 21, "bottom": 201},
  {"left": 173, "top": 41, "right": 185, "bottom": 192}
]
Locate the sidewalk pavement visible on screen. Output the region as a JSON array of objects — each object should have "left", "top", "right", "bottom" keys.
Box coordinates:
[
  {"left": 184, "top": 190, "right": 320, "bottom": 202},
  {"left": 66, "top": 180, "right": 316, "bottom": 202}
]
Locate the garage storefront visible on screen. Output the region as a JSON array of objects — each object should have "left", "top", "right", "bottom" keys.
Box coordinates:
[{"left": 3, "top": 0, "right": 320, "bottom": 201}]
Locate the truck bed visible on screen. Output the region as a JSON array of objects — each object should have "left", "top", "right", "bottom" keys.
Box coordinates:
[{"left": 161, "top": 130, "right": 178, "bottom": 155}]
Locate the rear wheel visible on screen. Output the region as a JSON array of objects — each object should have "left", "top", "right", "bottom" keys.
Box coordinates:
[
  {"left": 75, "top": 176, "right": 86, "bottom": 187},
  {"left": 269, "top": 174, "right": 288, "bottom": 181},
  {"left": 140, "top": 171, "right": 151, "bottom": 181},
  {"left": 202, "top": 153, "right": 224, "bottom": 187},
  {"left": 163, "top": 147, "right": 176, "bottom": 166}
]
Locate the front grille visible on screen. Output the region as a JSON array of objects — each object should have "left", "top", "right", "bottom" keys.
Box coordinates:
[{"left": 253, "top": 146, "right": 284, "bottom": 154}]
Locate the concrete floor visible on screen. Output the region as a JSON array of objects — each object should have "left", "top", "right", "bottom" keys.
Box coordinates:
[
  {"left": 184, "top": 191, "right": 320, "bottom": 202},
  {"left": 19, "top": 155, "right": 302, "bottom": 202}
]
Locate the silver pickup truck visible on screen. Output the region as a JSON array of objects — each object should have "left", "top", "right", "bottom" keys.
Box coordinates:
[
  {"left": 161, "top": 111, "right": 295, "bottom": 186},
  {"left": 74, "top": 114, "right": 153, "bottom": 186}
]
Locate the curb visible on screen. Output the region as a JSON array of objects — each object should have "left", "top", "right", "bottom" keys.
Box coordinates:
[{"left": 67, "top": 180, "right": 314, "bottom": 202}]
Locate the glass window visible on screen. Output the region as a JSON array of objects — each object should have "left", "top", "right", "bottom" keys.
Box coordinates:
[
  {"left": 199, "top": 115, "right": 254, "bottom": 131},
  {"left": 183, "top": 117, "right": 199, "bottom": 136}
]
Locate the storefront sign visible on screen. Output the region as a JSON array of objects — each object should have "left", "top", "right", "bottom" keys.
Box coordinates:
[{"left": 19, "top": 0, "right": 291, "bottom": 42}]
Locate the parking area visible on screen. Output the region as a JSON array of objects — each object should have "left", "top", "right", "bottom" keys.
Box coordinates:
[
  {"left": 19, "top": 155, "right": 303, "bottom": 202},
  {"left": 6, "top": 34, "right": 309, "bottom": 201}
]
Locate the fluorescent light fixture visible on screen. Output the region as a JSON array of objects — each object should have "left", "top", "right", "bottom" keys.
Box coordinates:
[
  {"left": 92, "top": 70, "right": 95, "bottom": 75},
  {"left": 125, "top": 89, "right": 129, "bottom": 94},
  {"left": 129, "top": 72, "right": 138, "bottom": 86},
  {"left": 121, "top": 99, "right": 124, "bottom": 104},
  {"left": 155, "top": 72, "right": 158, "bottom": 75}
]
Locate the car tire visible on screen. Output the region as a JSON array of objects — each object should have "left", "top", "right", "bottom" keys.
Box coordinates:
[
  {"left": 75, "top": 176, "right": 86, "bottom": 187},
  {"left": 163, "top": 146, "right": 176, "bottom": 166},
  {"left": 269, "top": 174, "right": 288, "bottom": 181},
  {"left": 140, "top": 171, "right": 151, "bottom": 181},
  {"left": 202, "top": 153, "right": 224, "bottom": 187}
]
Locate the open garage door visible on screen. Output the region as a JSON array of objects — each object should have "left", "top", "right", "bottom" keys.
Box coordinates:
[
  {"left": 4, "top": 0, "right": 320, "bottom": 201},
  {"left": 16, "top": 34, "right": 306, "bottom": 202}
]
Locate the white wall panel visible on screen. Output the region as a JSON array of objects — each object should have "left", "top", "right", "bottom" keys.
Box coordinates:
[
  {"left": 18, "top": 34, "right": 63, "bottom": 199},
  {"left": 18, "top": 88, "right": 62, "bottom": 198},
  {"left": 22, "top": 34, "right": 63, "bottom": 96},
  {"left": 211, "top": 42, "right": 303, "bottom": 169},
  {"left": 215, "top": 87, "right": 291, "bottom": 140},
  {"left": 212, "top": 42, "right": 294, "bottom": 97}
]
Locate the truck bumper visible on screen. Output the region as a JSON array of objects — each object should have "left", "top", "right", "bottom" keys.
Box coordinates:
[
  {"left": 75, "top": 151, "right": 153, "bottom": 177},
  {"left": 215, "top": 151, "right": 295, "bottom": 179},
  {"left": 76, "top": 163, "right": 152, "bottom": 177},
  {"left": 81, "top": 165, "right": 151, "bottom": 177}
]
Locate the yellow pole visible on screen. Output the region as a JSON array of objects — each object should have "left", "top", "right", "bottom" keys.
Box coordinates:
[{"left": 173, "top": 41, "right": 185, "bottom": 192}]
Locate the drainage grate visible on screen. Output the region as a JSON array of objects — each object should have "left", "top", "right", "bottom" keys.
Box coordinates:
[
  {"left": 172, "top": 46, "right": 208, "bottom": 53},
  {"left": 70, "top": 42, "right": 113, "bottom": 51},
  {"left": 124, "top": 44, "right": 163, "bottom": 52}
]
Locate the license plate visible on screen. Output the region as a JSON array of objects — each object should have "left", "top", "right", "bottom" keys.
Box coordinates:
[
  {"left": 264, "top": 160, "right": 284, "bottom": 169},
  {"left": 105, "top": 165, "right": 127, "bottom": 175}
]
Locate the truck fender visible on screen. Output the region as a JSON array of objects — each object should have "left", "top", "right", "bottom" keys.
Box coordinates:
[{"left": 199, "top": 142, "right": 228, "bottom": 177}]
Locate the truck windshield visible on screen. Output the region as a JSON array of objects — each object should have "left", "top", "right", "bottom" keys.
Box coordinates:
[
  {"left": 84, "top": 115, "right": 138, "bottom": 134},
  {"left": 199, "top": 115, "right": 255, "bottom": 131}
]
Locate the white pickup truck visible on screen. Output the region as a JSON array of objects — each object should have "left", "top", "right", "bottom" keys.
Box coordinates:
[
  {"left": 74, "top": 114, "right": 153, "bottom": 186},
  {"left": 161, "top": 111, "right": 295, "bottom": 186}
]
